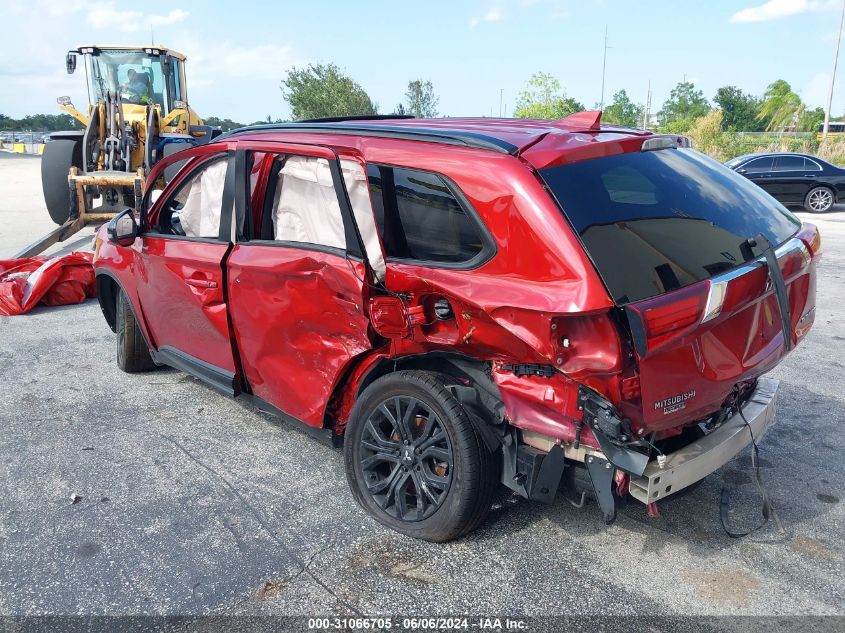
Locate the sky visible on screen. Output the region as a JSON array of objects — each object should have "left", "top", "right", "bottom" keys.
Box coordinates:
[{"left": 1, "top": 0, "right": 844, "bottom": 123}]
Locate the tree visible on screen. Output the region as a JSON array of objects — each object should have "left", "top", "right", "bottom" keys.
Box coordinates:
[
  {"left": 203, "top": 116, "right": 246, "bottom": 131},
  {"left": 602, "top": 90, "right": 644, "bottom": 127},
  {"left": 0, "top": 113, "right": 83, "bottom": 131},
  {"left": 799, "top": 106, "right": 825, "bottom": 133},
  {"left": 513, "top": 72, "right": 584, "bottom": 119},
  {"left": 757, "top": 80, "right": 803, "bottom": 131},
  {"left": 393, "top": 103, "right": 407, "bottom": 116},
  {"left": 282, "top": 63, "right": 376, "bottom": 120},
  {"left": 713, "top": 86, "right": 763, "bottom": 131},
  {"left": 405, "top": 80, "right": 439, "bottom": 118},
  {"left": 658, "top": 81, "right": 710, "bottom": 129}
]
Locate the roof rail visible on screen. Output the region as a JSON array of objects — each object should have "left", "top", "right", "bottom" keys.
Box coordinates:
[
  {"left": 296, "top": 114, "right": 415, "bottom": 123},
  {"left": 219, "top": 122, "right": 519, "bottom": 155}
]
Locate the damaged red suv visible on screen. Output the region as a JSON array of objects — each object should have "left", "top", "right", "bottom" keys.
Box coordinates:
[{"left": 93, "top": 113, "right": 820, "bottom": 541}]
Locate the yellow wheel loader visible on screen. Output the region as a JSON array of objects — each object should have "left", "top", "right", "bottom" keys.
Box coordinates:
[{"left": 17, "top": 45, "right": 218, "bottom": 258}]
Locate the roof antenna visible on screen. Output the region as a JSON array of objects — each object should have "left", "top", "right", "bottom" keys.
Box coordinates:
[{"left": 150, "top": 25, "right": 154, "bottom": 46}]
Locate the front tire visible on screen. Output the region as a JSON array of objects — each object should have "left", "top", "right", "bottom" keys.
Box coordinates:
[
  {"left": 41, "top": 138, "right": 82, "bottom": 225},
  {"left": 804, "top": 186, "right": 835, "bottom": 213},
  {"left": 344, "top": 371, "right": 498, "bottom": 542},
  {"left": 116, "top": 290, "right": 156, "bottom": 373}
]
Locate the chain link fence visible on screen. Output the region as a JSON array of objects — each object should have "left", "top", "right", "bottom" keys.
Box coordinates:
[{"left": 0, "top": 132, "right": 50, "bottom": 155}]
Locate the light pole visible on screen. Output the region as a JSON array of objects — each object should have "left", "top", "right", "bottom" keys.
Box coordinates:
[
  {"left": 600, "top": 25, "right": 611, "bottom": 110},
  {"left": 822, "top": 0, "right": 845, "bottom": 141}
]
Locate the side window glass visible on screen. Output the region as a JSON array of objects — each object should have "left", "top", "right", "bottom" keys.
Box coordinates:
[
  {"left": 774, "top": 156, "right": 804, "bottom": 171},
  {"left": 366, "top": 165, "right": 485, "bottom": 264},
  {"left": 805, "top": 158, "right": 822, "bottom": 171},
  {"left": 152, "top": 156, "right": 228, "bottom": 238},
  {"left": 743, "top": 157, "right": 773, "bottom": 173}
]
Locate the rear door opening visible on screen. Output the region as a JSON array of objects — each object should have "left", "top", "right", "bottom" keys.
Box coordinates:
[{"left": 539, "top": 146, "right": 818, "bottom": 434}]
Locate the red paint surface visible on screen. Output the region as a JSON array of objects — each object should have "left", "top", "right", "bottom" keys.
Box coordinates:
[
  {"left": 227, "top": 245, "right": 372, "bottom": 427},
  {"left": 134, "top": 236, "right": 235, "bottom": 372},
  {"left": 626, "top": 235, "right": 817, "bottom": 432},
  {"left": 93, "top": 118, "right": 818, "bottom": 443}
]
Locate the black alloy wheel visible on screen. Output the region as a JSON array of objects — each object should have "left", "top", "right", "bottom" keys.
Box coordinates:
[{"left": 359, "top": 395, "right": 453, "bottom": 522}]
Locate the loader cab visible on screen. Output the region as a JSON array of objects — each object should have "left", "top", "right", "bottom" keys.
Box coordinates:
[{"left": 69, "top": 46, "right": 187, "bottom": 116}]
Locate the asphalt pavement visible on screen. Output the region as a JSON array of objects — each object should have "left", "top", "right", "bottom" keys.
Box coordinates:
[{"left": 0, "top": 152, "right": 842, "bottom": 624}]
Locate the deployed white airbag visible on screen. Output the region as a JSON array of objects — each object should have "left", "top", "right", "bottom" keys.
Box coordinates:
[
  {"left": 272, "top": 156, "right": 385, "bottom": 281},
  {"left": 179, "top": 159, "right": 228, "bottom": 238}
]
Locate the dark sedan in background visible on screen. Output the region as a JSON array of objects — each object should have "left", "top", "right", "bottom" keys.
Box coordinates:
[{"left": 725, "top": 152, "right": 845, "bottom": 213}]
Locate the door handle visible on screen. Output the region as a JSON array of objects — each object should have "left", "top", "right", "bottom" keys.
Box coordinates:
[{"left": 185, "top": 278, "right": 218, "bottom": 289}]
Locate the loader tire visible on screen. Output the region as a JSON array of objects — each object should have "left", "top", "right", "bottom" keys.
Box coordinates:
[
  {"left": 41, "top": 138, "right": 82, "bottom": 225},
  {"left": 116, "top": 290, "right": 156, "bottom": 373}
]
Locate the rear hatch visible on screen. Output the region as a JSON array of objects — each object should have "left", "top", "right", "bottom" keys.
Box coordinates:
[{"left": 538, "top": 144, "right": 819, "bottom": 433}]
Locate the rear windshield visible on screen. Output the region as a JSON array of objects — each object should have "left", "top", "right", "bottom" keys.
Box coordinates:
[{"left": 540, "top": 148, "right": 800, "bottom": 303}]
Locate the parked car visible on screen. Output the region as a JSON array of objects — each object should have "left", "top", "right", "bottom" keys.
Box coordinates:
[
  {"left": 93, "top": 114, "right": 820, "bottom": 541},
  {"left": 725, "top": 152, "right": 845, "bottom": 213}
]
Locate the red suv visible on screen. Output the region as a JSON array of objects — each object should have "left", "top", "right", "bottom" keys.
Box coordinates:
[{"left": 93, "top": 113, "right": 820, "bottom": 541}]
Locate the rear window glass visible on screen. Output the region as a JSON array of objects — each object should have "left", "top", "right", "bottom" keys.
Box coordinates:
[{"left": 540, "top": 148, "right": 800, "bottom": 303}]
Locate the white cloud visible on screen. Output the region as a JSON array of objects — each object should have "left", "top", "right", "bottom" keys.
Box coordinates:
[
  {"left": 469, "top": 7, "right": 504, "bottom": 28},
  {"left": 86, "top": 2, "right": 189, "bottom": 32},
  {"left": 730, "top": 0, "right": 839, "bottom": 23},
  {"left": 731, "top": 0, "right": 808, "bottom": 23}
]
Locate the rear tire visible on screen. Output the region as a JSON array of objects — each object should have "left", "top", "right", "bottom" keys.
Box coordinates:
[
  {"left": 804, "top": 186, "right": 835, "bottom": 214},
  {"left": 344, "top": 371, "right": 498, "bottom": 542},
  {"left": 41, "top": 138, "right": 82, "bottom": 225},
  {"left": 116, "top": 290, "right": 156, "bottom": 373}
]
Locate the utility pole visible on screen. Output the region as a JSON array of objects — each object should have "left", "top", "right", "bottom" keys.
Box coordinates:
[
  {"left": 642, "top": 80, "right": 651, "bottom": 130},
  {"left": 499, "top": 88, "right": 504, "bottom": 118},
  {"left": 600, "top": 25, "right": 610, "bottom": 110},
  {"left": 823, "top": 0, "right": 845, "bottom": 141}
]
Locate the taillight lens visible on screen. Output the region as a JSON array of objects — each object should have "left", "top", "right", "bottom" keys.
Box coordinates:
[
  {"left": 627, "top": 281, "right": 710, "bottom": 356},
  {"left": 796, "top": 223, "right": 822, "bottom": 258}
]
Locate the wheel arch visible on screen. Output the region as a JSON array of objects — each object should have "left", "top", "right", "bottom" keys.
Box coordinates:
[
  {"left": 331, "top": 351, "right": 506, "bottom": 444},
  {"left": 95, "top": 270, "right": 155, "bottom": 350},
  {"left": 95, "top": 271, "right": 119, "bottom": 332}
]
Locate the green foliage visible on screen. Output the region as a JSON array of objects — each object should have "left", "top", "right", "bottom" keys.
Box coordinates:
[
  {"left": 684, "top": 110, "right": 744, "bottom": 162},
  {"left": 800, "top": 107, "right": 825, "bottom": 133},
  {"left": 602, "top": 89, "right": 644, "bottom": 127},
  {"left": 282, "top": 63, "right": 376, "bottom": 121},
  {"left": 513, "top": 72, "right": 584, "bottom": 119},
  {"left": 713, "top": 86, "right": 764, "bottom": 132},
  {"left": 658, "top": 81, "right": 710, "bottom": 128},
  {"left": 405, "top": 80, "right": 439, "bottom": 118},
  {"left": 0, "top": 113, "right": 83, "bottom": 131},
  {"left": 660, "top": 118, "right": 697, "bottom": 134},
  {"left": 757, "top": 80, "right": 803, "bottom": 131},
  {"left": 393, "top": 103, "right": 407, "bottom": 116},
  {"left": 203, "top": 116, "right": 247, "bottom": 131}
]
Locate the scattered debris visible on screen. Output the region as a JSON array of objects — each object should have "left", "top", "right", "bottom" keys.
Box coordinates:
[
  {"left": 256, "top": 579, "right": 286, "bottom": 600},
  {"left": 70, "top": 493, "right": 82, "bottom": 505}
]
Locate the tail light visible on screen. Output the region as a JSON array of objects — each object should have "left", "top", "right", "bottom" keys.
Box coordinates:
[
  {"left": 626, "top": 281, "right": 711, "bottom": 356},
  {"left": 796, "top": 223, "right": 822, "bottom": 258}
]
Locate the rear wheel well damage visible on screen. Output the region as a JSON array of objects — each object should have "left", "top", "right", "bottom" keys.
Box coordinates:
[{"left": 331, "top": 351, "right": 595, "bottom": 506}]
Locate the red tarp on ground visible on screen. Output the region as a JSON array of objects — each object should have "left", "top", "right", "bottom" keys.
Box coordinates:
[{"left": 0, "top": 252, "right": 96, "bottom": 316}]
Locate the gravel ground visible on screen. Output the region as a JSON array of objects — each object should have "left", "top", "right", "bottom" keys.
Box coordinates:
[{"left": 0, "top": 152, "right": 842, "bottom": 626}]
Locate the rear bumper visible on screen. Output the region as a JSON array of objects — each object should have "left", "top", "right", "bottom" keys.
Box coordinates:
[{"left": 628, "top": 377, "right": 779, "bottom": 504}]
